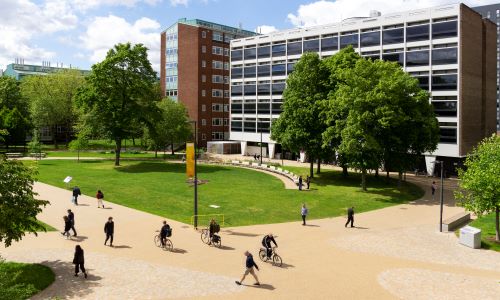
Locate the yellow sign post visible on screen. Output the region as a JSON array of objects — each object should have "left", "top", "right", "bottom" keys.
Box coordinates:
[{"left": 186, "top": 142, "right": 195, "bottom": 178}]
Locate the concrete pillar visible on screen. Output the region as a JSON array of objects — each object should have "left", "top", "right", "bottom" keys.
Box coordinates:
[
  {"left": 299, "top": 150, "right": 306, "bottom": 163},
  {"left": 425, "top": 155, "right": 436, "bottom": 176},
  {"left": 268, "top": 143, "right": 276, "bottom": 159},
  {"left": 240, "top": 141, "right": 247, "bottom": 156}
]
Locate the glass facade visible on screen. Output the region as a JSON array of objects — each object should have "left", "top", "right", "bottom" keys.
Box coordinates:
[
  {"left": 321, "top": 37, "right": 338, "bottom": 51},
  {"left": 406, "top": 51, "right": 430, "bottom": 66},
  {"left": 165, "top": 24, "right": 179, "bottom": 98},
  {"left": 360, "top": 31, "right": 380, "bottom": 47},
  {"left": 287, "top": 42, "right": 302, "bottom": 55},
  {"left": 340, "top": 34, "right": 359, "bottom": 49},
  {"left": 432, "top": 74, "right": 457, "bottom": 91},
  {"left": 432, "top": 48, "right": 457, "bottom": 65},
  {"left": 432, "top": 21, "right": 458, "bottom": 39},
  {"left": 382, "top": 28, "right": 404, "bottom": 45},
  {"left": 406, "top": 25, "right": 429, "bottom": 42},
  {"left": 304, "top": 39, "right": 320, "bottom": 52}
]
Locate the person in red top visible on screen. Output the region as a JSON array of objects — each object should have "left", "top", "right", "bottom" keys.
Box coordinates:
[{"left": 96, "top": 190, "right": 105, "bottom": 208}]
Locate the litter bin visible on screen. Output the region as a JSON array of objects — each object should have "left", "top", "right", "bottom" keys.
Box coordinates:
[{"left": 459, "top": 226, "right": 481, "bottom": 249}]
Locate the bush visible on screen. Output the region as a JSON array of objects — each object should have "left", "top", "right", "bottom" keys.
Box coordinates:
[{"left": 0, "top": 261, "right": 55, "bottom": 300}]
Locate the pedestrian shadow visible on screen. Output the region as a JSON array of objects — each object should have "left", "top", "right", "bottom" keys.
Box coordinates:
[
  {"left": 171, "top": 248, "right": 188, "bottom": 254},
  {"left": 101, "top": 207, "right": 112, "bottom": 210},
  {"left": 224, "top": 230, "right": 260, "bottom": 237},
  {"left": 32, "top": 260, "right": 102, "bottom": 300},
  {"left": 75, "top": 204, "right": 90, "bottom": 207},
  {"left": 249, "top": 283, "right": 275, "bottom": 290},
  {"left": 304, "top": 224, "right": 320, "bottom": 227},
  {"left": 111, "top": 245, "right": 132, "bottom": 249},
  {"left": 68, "top": 236, "right": 88, "bottom": 242},
  {"left": 278, "top": 262, "right": 295, "bottom": 269},
  {"left": 352, "top": 227, "right": 369, "bottom": 230},
  {"left": 218, "top": 245, "right": 235, "bottom": 251}
]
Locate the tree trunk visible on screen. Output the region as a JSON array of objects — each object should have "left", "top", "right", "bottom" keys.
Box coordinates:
[
  {"left": 316, "top": 159, "right": 321, "bottom": 174},
  {"left": 309, "top": 159, "right": 314, "bottom": 178},
  {"left": 114, "top": 138, "right": 122, "bottom": 166},
  {"left": 53, "top": 125, "right": 58, "bottom": 149},
  {"left": 155, "top": 149, "right": 158, "bottom": 158},
  {"left": 496, "top": 205, "right": 499, "bottom": 242},
  {"left": 375, "top": 168, "right": 379, "bottom": 177},
  {"left": 361, "top": 167, "right": 367, "bottom": 191},
  {"left": 398, "top": 171, "right": 403, "bottom": 188},
  {"left": 132, "top": 137, "right": 136, "bottom": 146},
  {"left": 171, "top": 142, "right": 174, "bottom": 155},
  {"left": 342, "top": 165, "right": 348, "bottom": 177}
]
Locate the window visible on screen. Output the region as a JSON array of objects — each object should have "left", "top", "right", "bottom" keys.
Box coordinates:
[
  {"left": 244, "top": 103, "right": 256, "bottom": 114},
  {"left": 432, "top": 74, "right": 457, "bottom": 91},
  {"left": 202, "top": 31, "right": 206, "bottom": 38},
  {"left": 439, "top": 127, "right": 457, "bottom": 143},
  {"left": 212, "top": 46, "right": 223, "bottom": 55},
  {"left": 258, "top": 46, "right": 270, "bottom": 58},
  {"left": 382, "top": 51, "right": 404, "bottom": 66},
  {"left": 272, "top": 64, "right": 286, "bottom": 76},
  {"left": 224, "top": 35, "right": 232, "bottom": 43},
  {"left": 287, "top": 63, "right": 295, "bottom": 74},
  {"left": 201, "top": 119, "right": 206, "bottom": 126},
  {"left": 272, "top": 44, "right": 286, "bottom": 57},
  {"left": 412, "top": 75, "right": 429, "bottom": 91},
  {"left": 213, "top": 31, "right": 223, "bottom": 42},
  {"left": 212, "top": 103, "right": 223, "bottom": 112},
  {"left": 432, "top": 48, "right": 457, "bottom": 65},
  {"left": 432, "top": 101, "right": 457, "bottom": 117},
  {"left": 244, "top": 84, "right": 256, "bottom": 96},
  {"left": 224, "top": 76, "right": 229, "bottom": 84},
  {"left": 231, "top": 67, "right": 242, "bottom": 79},
  {"left": 244, "top": 118, "right": 256, "bottom": 132},
  {"left": 223, "top": 48, "right": 229, "bottom": 56},
  {"left": 202, "top": 60, "right": 206, "bottom": 68},
  {"left": 303, "top": 39, "right": 319, "bottom": 52},
  {"left": 360, "top": 31, "right": 380, "bottom": 47},
  {"left": 257, "top": 119, "right": 271, "bottom": 133},
  {"left": 244, "top": 48, "right": 257, "bottom": 60},
  {"left": 212, "top": 132, "right": 224, "bottom": 140},
  {"left": 224, "top": 62, "right": 230, "bottom": 70},
  {"left": 257, "top": 102, "right": 271, "bottom": 114},
  {"left": 406, "top": 51, "right": 429, "bottom": 66},
  {"left": 212, "top": 118, "right": 223, "bottom": 126},
  {"left": 201, "top": 133, "right": 206, "bottom": 140},
  {"left": 224, "top": 105, "right": 229, "bottom": 112},
  {"left": 272, "top": 102, "right": 282, "bottom": 114},
  {"left": 432, "top": 21, "right": 457, "bottom": 39},
  {"left": 244, "top": 66, "right": 256, "bottom": 78},
  {"left": 287, "top": 42, "right": 302, "bottom": 55},
  {"left": 258, "top": 83, "right": 270, "bottom": 95},
  {"left": 340, "top": 33, "right": 359, "bottom": 49},
  {"left": 202, "top": 104, "right": 206, "bottom": 112},
  {"left": 224, "top": 90, "right": 229, "bottom": 98},
  {"left": 406, "top": 24, "right": 429, "bottom": 42},
  {"left": 383, "top": 28, "right": 404, "bottom": 45},
  {"left": 201, "top": 75, "right": 206, "bottom": 83},
  {"left": 212, "top": 75, "right": 223, "bottom": 83},
  {"left": 224, "top": 117, "right": 229, "bottom": 125},
  {"left": 212, "top": 60, "right": 223, "bottom": 69},
  {"left": 257, "top": 64, "right": 270, "bottom": 77},
  {"left": 166, "top": 48, "right": 178, "bottom": 55},
  {"left": 272, "top": 82, "right": 285, "bottom": 95},
  {"left": 202, "top": 45, "right": 206, "bottom": 53},
  {"left": 321, "top": 36, "right": 338, "bottom": 51},
  {"left": 231, "top": 49, "right": 243, "bottom": 61},
  {"left": 231, "top": 85, "right": 242, "bottom": 96},
  {"left": 231, "top": 103, "right": 242, "bottom": 114},
  {"left": 231, "top": 118, "right": 242, "bottom": 131},
  {"left": 212, "top": 89, "right": 223, "bottom": 98},
  {"left": 202, "top": 90, "right": 206, "bottom": 97}
]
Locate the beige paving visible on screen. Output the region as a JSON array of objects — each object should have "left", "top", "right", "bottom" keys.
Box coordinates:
[{"left": 1, "top": 173, "right": 499, "bottom": 300}]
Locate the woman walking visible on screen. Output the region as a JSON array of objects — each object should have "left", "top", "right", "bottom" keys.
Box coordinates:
[
  {"left": 73, "top": 245, "right": 87, "bottom": 278},
  {"left": 62, "top": 216, "right": 71, "bottom": 239},
  {"left": 301, "top": 203, "right": 308, "bottom": 226},
  {"left": 96, "top": 190, "right": 105, "bottom": 208}
]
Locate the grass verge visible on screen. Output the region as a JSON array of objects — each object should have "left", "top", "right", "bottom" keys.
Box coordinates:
[
  {"left": 0, "top": 261, "right": 55, "bottom": 300},
  {"left": 468, "top": 213, "right": 500, "bottom": 252}
]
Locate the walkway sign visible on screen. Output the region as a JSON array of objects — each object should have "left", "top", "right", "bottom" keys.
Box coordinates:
[{"left": 186, "top": 143, "right": 195, "bottom": 178}]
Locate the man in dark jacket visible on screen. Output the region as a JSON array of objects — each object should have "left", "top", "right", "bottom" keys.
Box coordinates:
[
  {"left": 72, "top": 186, "right": 82, "bottom": 205},
  {"left": 345, "top": 207, "right": 354, "bottom": 228},
  {"left": 235, "top": 251, "right": 260, "bottom": 286},
  {"left": 104, "top": 217, "right": 114, "bottom": 247},
  {"left": 67, "top": 209, "right": 77, "bottom": 236},
  {"left": 73, "top": 245, "right": 87, "bottom": 278},
  {"left": 160, "top": 221, "right": 171, "bottom": 247},
  {"left": 262, "top": 233, "right": 277, "bottom": 259}
]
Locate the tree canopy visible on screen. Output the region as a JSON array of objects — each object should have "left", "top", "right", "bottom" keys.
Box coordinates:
[
  {"left": 0, "top": 77, "right": 31, "bottom": 146},
  {"left": 75, "top": 43, "right": 160, "bottom": 166},
  {"left": 455, "top": 134, "right": 500, "bottom": 241}
]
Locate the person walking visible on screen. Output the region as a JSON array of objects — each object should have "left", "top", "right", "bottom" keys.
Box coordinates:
[
  {"left": 345, "top": 207, "right": 355, "bottom": 228},
  {"left": 431, "top": 181, "right": 437, "bottom": 199},
  {"left": 235, "top": 251, "right": 260, "bottom": 286},
  {"left": 104, "top": 217, "right": 114, "bottom": 247},
  {"left": 72, "top": 186, "right": 82, "bottom": 205},
  {"left": 298, "top": 176, "right": 303, "bottom": 191},
  {"left": 73, "top": 245, "right": 87, "bottom": 278},
  {"left": 67, "top": 209, "right": 77, "bottom": 237},
  {"left": 62, "top": 216, "right": 72, "bottom": 239},
  {"left": 301, "top": 203, "right": 308, "bottom": 226},
  {"left": 96, "top": 190, "right": 105, "bottom": 208},
  {"left": 306, "top": 175, "right": 311, "bottom": 190}
]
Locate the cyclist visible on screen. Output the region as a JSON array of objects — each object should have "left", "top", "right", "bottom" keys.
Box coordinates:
[
  {"left": 262, "top": 233, "right": 277, "bottom": 259},
  {"left": 160, "top": 221, "right": 171, "bottom": 247},
  {"left": 208, "top": 219, "right": 219, "bottom": 245}
]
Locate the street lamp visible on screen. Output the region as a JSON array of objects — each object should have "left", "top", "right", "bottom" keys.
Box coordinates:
[
  {"left": 260, "top": 130, "right": 263, "bottom": 165},
  {"left": 188, "top": 120, "right": 198, "bottom": 229},
  {"left": 433, "top": 160, "right": 444, "bottom": 232}
]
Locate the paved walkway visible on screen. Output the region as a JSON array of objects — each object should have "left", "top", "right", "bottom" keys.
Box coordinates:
[{"left": 1, "top": 174, "right": 499, "bottom": 299}]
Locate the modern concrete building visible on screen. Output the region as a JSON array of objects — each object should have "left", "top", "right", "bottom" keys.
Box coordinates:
[
  {"left": 229, "top": 3, "right": 497, "bottom": 174},
  {"left": 160, "top": 19, "right": 257, "bottom": 147},
  {"left": 3, "top": 61, "right": 90, "bottom": 81},
  {"left": 472, "top": 3, "right": 500, "bottom": 131}
]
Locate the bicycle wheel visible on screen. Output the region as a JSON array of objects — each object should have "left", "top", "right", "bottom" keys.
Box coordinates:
[
  {"left": 258, "top": 249, "right": 268, "bottom": 262},
  {"left": 201, "top": 229, "right": 210, "bottom": 244},
  {"left": 213, "top": 237, "right": 222, "bottom": 248},
  {"left": 164, "top": 239, "right": 173, "bottom": 251},
  {"left": 154, "top": 235, "right": 161, "bottom": 247},
  {"left": 272, "top": 254, "right": 282, "bottom": 267}
]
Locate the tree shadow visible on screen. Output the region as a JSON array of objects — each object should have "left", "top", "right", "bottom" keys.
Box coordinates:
[
  {"left": 32, "top": 260, "right": 102, "bottom": 300},
  {"left": 115, "top": 162, "right": 231, "bottom": 174}
]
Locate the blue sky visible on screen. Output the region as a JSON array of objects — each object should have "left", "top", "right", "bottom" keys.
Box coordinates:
[{"left": 0, "top": 0, "right": 495, "bottom": 72}]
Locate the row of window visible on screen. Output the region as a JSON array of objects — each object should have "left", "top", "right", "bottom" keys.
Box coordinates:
[
  {"left": 201, "top": 89, "right": 230, "bottom": 98},
  {"left": 231, "top": 103, "right": 283, "bottom": 115},
  {"left": 212, "top": 46, "right": 230, "bottom": 56},
  {"left": 209, "top": 60, "right": 230, "bottom": 70},
  {"left": 166, "top": 48, "right": 178, "bottom": 56},
  {"left": 166, "top": 76, "right": 178, "bottom": 83},
  {"left": 201, "top": 104, "right": 229, "bottom": 112},
  {"left": 201, "top": 31, "right": 233, "bottom": 44},
  {"left": 231, "top": 83, "right": 286, "bottom": 96},
  {"left": 231, "top": 64, "right": 295, "bottom": 79},
  {"left": 205, "top": 75, "right": 229, "bottom": 84},
  {"left": 230, "top": 119, "right": 273, "bottom": 133},
  {"left": 231, "top": 21, "right": 457, "bottom": 61}
]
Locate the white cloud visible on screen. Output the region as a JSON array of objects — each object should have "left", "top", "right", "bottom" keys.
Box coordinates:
[
  {"left": 288, "top": 0, "right": 500, "bottom": 27},
  {"left": 255, "top": 25, "right": 278, "bottom": 34},
  {"left": 79, "top": 15, "right": 161, "bottom": 71},
  {"left": 71, "top": 0, "right": 162, "bottom": 11},
  {"left": 0, "top": 0, "right": 77, "bottom": 68},
  {"left": 170, "top": 0, "right": 189, "bottom": 6}
]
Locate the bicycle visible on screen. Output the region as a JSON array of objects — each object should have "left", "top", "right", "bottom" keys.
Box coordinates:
[
  {"left": 259, "top": 247, "right": 282, "bottom": 267},
  {"left": 154, "top": 233, "right": 173, "bottom": 251},
  {"left": 200, "top": 228, "right": 221, "bottom": 248}
]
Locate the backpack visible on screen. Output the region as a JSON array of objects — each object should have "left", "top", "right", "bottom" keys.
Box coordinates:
[
  {"left": 261, "top": 236, "right": 267, "bottom": 247},
  {"left": 166, "top": 228, "right": 172, "bottom": 237},
  {"left": 214, "top": 223, "right": 220, "bottom": 233}
]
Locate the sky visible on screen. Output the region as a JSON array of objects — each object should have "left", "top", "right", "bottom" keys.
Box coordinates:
[{"left": 0, "top": 0, "right": 498, "bottom": 73}]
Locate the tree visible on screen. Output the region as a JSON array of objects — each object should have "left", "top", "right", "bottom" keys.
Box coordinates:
[
  {"left": 455, "top": 135, "right": 500, "bottom": 242},
  {"left": 68, "top": 125, "right": 90, "bottom": 162},
  {"left": 0, "top": 77, "right": 31, "bottom": 147},
  {"left": 0, "top": 158, "right": 49, "bottom": 247},
  {"left": 146, "top": 98, "right": 192, "bottom": 157},
  {"left": 271, "top": 52, "right": 330, "bottom": 178},
  {"left": 21, "top": 69, "right": 85, "bottom": 148},
  {"left": 75, "top": 43, "right": 160, "bottom": 166}
]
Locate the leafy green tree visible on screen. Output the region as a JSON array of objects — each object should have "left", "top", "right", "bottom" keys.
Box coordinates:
[
  {"left": 271, "top": 52, "right": 330, "bottom": 178},
  {"left": 146, "top": 98, "right": 192, "bottom": 157},
  {"left": 27, "top": 129, "right": 42, "bottom": 159},
  {"left": 0, "top": 158, "right": 49, "bottom": 247},
  {"left": 21, "top": 69, "right": 85, "bottom": 148},
  {"left": 455, "top": 135, "right": 500, "bottom": 241},
  {"left": 68, "top": 125, "right": 90, "bottom": 162},
  {"left": 0, "top": 77, "right": 31, "bottom": 147},
  {"left": 75, "top": 43, "right": 160, "bottom": 166}
]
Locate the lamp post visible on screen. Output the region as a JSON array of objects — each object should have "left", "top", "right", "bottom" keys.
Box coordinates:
[
  {"left": 188, "top": 120, "right": 198, "bottom": 229},
  {"left": 260, "top": 130, "right": 263, "bottom": 165},
  {"left": 433, "top": 160, "right": 444, "bottom": 232}
]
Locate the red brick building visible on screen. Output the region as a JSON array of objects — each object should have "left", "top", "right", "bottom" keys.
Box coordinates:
[{"left": 160, "top": 19, "right": 257, "bottom": 147}]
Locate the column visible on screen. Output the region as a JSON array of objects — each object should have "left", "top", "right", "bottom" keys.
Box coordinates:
[
  {"left": 268, "top": 143, "right": 276, "bottom": 159},
  {"left": 425, "top": 155, "right": 436, "bottom": 176},
  {"left": 240, "top": 141, "right": 247, "bottom": 156}
]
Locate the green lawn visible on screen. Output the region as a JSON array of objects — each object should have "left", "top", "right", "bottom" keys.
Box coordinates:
[
  {"left": 469, "top": 213, "right": 500, "bottom": 252},
  {"left": 36, "top": 220, "right": 56, "bottom": 232},
  {"left": 30, "top": 160, "right": 423, "bottom": 227},
  {"left": 44, "top": 150, "right": 181, "bottom": 159},
  {"left": 0, "top": 261, "right": 55, "bottom": 300}
]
